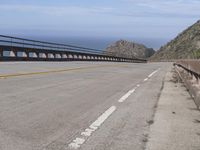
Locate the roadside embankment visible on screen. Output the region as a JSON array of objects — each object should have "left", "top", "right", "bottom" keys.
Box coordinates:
[{"left": 146, "top": 68, "right": 200, "bottom": 150}]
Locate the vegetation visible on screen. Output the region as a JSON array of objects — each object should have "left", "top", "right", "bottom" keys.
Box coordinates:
[{"left": 150, "top": 20, "right": 200, "bottom": 61}]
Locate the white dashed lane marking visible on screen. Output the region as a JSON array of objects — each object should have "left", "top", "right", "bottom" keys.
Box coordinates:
[
  {"left": 68, "top": 106, "right": 116, "bottom": 149},
  {"left": 148, "top": 68, "right": 160, "bottom": 78},
  {"left": 144, "top": 68, "right": 160, "bottom": 82},
  {"left": 118, "top": 88, "right": 137, "bottom": 103},
  {"left": 67, "top": 68, "right": 160, "bottom": 149}
]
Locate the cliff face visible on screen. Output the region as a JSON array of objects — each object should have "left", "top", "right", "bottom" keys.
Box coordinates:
[
  {"left": 105, "top": 40, "right": 155, "bottom": 59},
  {"left": 150, "top": 20, "right": 200, "bottom": 61}
]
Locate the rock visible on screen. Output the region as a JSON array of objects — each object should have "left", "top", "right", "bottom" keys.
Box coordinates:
[{"left": 104, "top": 40, "right": 155, "bottom": 59}]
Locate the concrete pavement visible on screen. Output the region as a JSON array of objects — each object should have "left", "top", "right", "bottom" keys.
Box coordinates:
[{"left": 0, "top": 61, "right": 171, "bottom": 150}]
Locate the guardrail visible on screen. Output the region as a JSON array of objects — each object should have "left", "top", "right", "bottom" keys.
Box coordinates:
[
  {"left": 174, "top": 60, "right": 200, "bottom": 109},
  {"left": 0, "top": 35, "right": 146, "bottom": 63}
]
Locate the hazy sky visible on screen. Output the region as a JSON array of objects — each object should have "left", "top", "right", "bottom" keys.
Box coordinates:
[{"left": 0, "top": 0, "right": 200, "bottom": 48}]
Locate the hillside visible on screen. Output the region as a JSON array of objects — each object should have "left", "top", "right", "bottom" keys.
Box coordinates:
[
  {"left": 150, "top": 20, "right": 200, "bottom": 61},
  {"left": 104, "top": 40, "right": 155, "bottom": 59}
]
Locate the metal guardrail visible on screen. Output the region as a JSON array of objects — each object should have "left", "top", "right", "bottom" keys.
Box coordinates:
[
  {"left": 174, "top": 60, "right": 200, "bottom": 109},
  {"left": 0, "top": 35, "right": 146, "bottom": 63},
  {"left": 174, "top": 60, "right": 200, "bottom": 80}
]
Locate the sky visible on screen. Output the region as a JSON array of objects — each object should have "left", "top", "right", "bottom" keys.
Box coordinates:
[{"left": 0, "top": 0, "right": 200, "bottom": 49}]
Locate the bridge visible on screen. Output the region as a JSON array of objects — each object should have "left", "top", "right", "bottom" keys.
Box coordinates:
[
  {"left": 0, "top": 36, "right": 199, "bottom": 150},
  {"left": 0, "top": 35, "right": 146, "bottom": 63}
]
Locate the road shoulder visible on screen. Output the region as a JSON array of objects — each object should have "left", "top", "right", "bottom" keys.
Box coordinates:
[{"left": 146, "top": 68, "right": 200, "bottom": 150}]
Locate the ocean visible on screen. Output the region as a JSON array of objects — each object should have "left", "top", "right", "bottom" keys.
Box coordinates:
[{"left": 25, "top": 36, "right": 169, "bottom": 51}]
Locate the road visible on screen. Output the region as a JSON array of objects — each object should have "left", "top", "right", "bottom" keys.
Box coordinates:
[{"left": 0, "top": 61, "right": 171, "bottom": 150}]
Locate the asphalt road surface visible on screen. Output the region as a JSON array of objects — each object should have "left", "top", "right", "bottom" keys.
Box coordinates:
[{"left": 0, "top": 61, "right": 171, "bottom": 150}]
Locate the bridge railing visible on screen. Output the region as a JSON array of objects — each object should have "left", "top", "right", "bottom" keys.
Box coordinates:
[
  {"left": 174, "top": 60, "right": 200, "bottom": 109},
  {"left": 0, "top": 35, "right": 111, "bottom": 55},
  {"left": 0, "top": 35, "right": 146, "bottom": 63}
]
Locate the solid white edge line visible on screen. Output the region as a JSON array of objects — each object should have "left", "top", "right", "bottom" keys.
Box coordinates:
[{"left": 68, "top": 106, "right": 116, "bottom": 149}]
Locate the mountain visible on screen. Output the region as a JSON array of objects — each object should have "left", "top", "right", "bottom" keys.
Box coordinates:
[
  {"left": 150, "top": 20, "right": 200, "bottom": 61},
  {"left": 104, "top": 40, "right": 155, "bottom": 59}
]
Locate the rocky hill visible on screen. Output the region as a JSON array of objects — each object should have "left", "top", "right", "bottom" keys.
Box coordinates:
[
  {"left": 150, "top": 20, "right": 200, "bottom": 61},
  {"left": 104, "top": 40, "right": 155, "bottom": 59}
]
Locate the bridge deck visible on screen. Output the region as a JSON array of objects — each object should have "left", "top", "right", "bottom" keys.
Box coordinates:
[{"left": 0, "top": 61, "right": 170, "bottom": 150}]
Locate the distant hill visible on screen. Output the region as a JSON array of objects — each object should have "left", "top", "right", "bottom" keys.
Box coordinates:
[
  {"left": 104, "top": 40, "right": 155, "bottom": 59},
  {"left": 150, "top": 20, "right": 200, "bottom": 61}
]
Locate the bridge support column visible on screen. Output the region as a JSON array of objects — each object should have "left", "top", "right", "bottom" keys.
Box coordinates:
[
  {"left": 44, "top": 53, "right": 48, "bottom": 59},
  {"left": 55, "top": 54, "right": 62, "bottom": 59},
  {"left": 82, "top": 55, "right": 87, "bottom": 60},
  {"left": 62, "top": 54, "right": 67, "bottom": 59},
  {"left": 68, "top": 54, "right": 73, "bottom": 59},
  {"left": 0, "top": 47, "right": 3, "bottom": 57},
  {"left": 39, "top": 53, "right": 46, "bottom": 58},
  {"left": 35, "top": 52, "right": 40, "bottom": 58},
  {"left": 78, "top": 55, "right": 83, "bottom": 60},
  {"left": 28, "top": 52, "right": 37, "bottom": 58},
  {"left": 87, "top": 56, "right": 91, "bottom": 60},
  {"left": 20, "top": 51, "right": 28, "bottom": 58},
  {"left": 74, "top": 55, "right": 78, "bottom": 59},
  {"left": 9, "top": 49, "right": 17, "bottom": 57},
  {"left": 47, "top": 53, "right": 54, "bottom": 59}
]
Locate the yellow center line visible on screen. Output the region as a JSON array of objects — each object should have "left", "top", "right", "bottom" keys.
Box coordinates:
[{"left": 0, "top": 64, "right": 126, "bottom": 79}]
